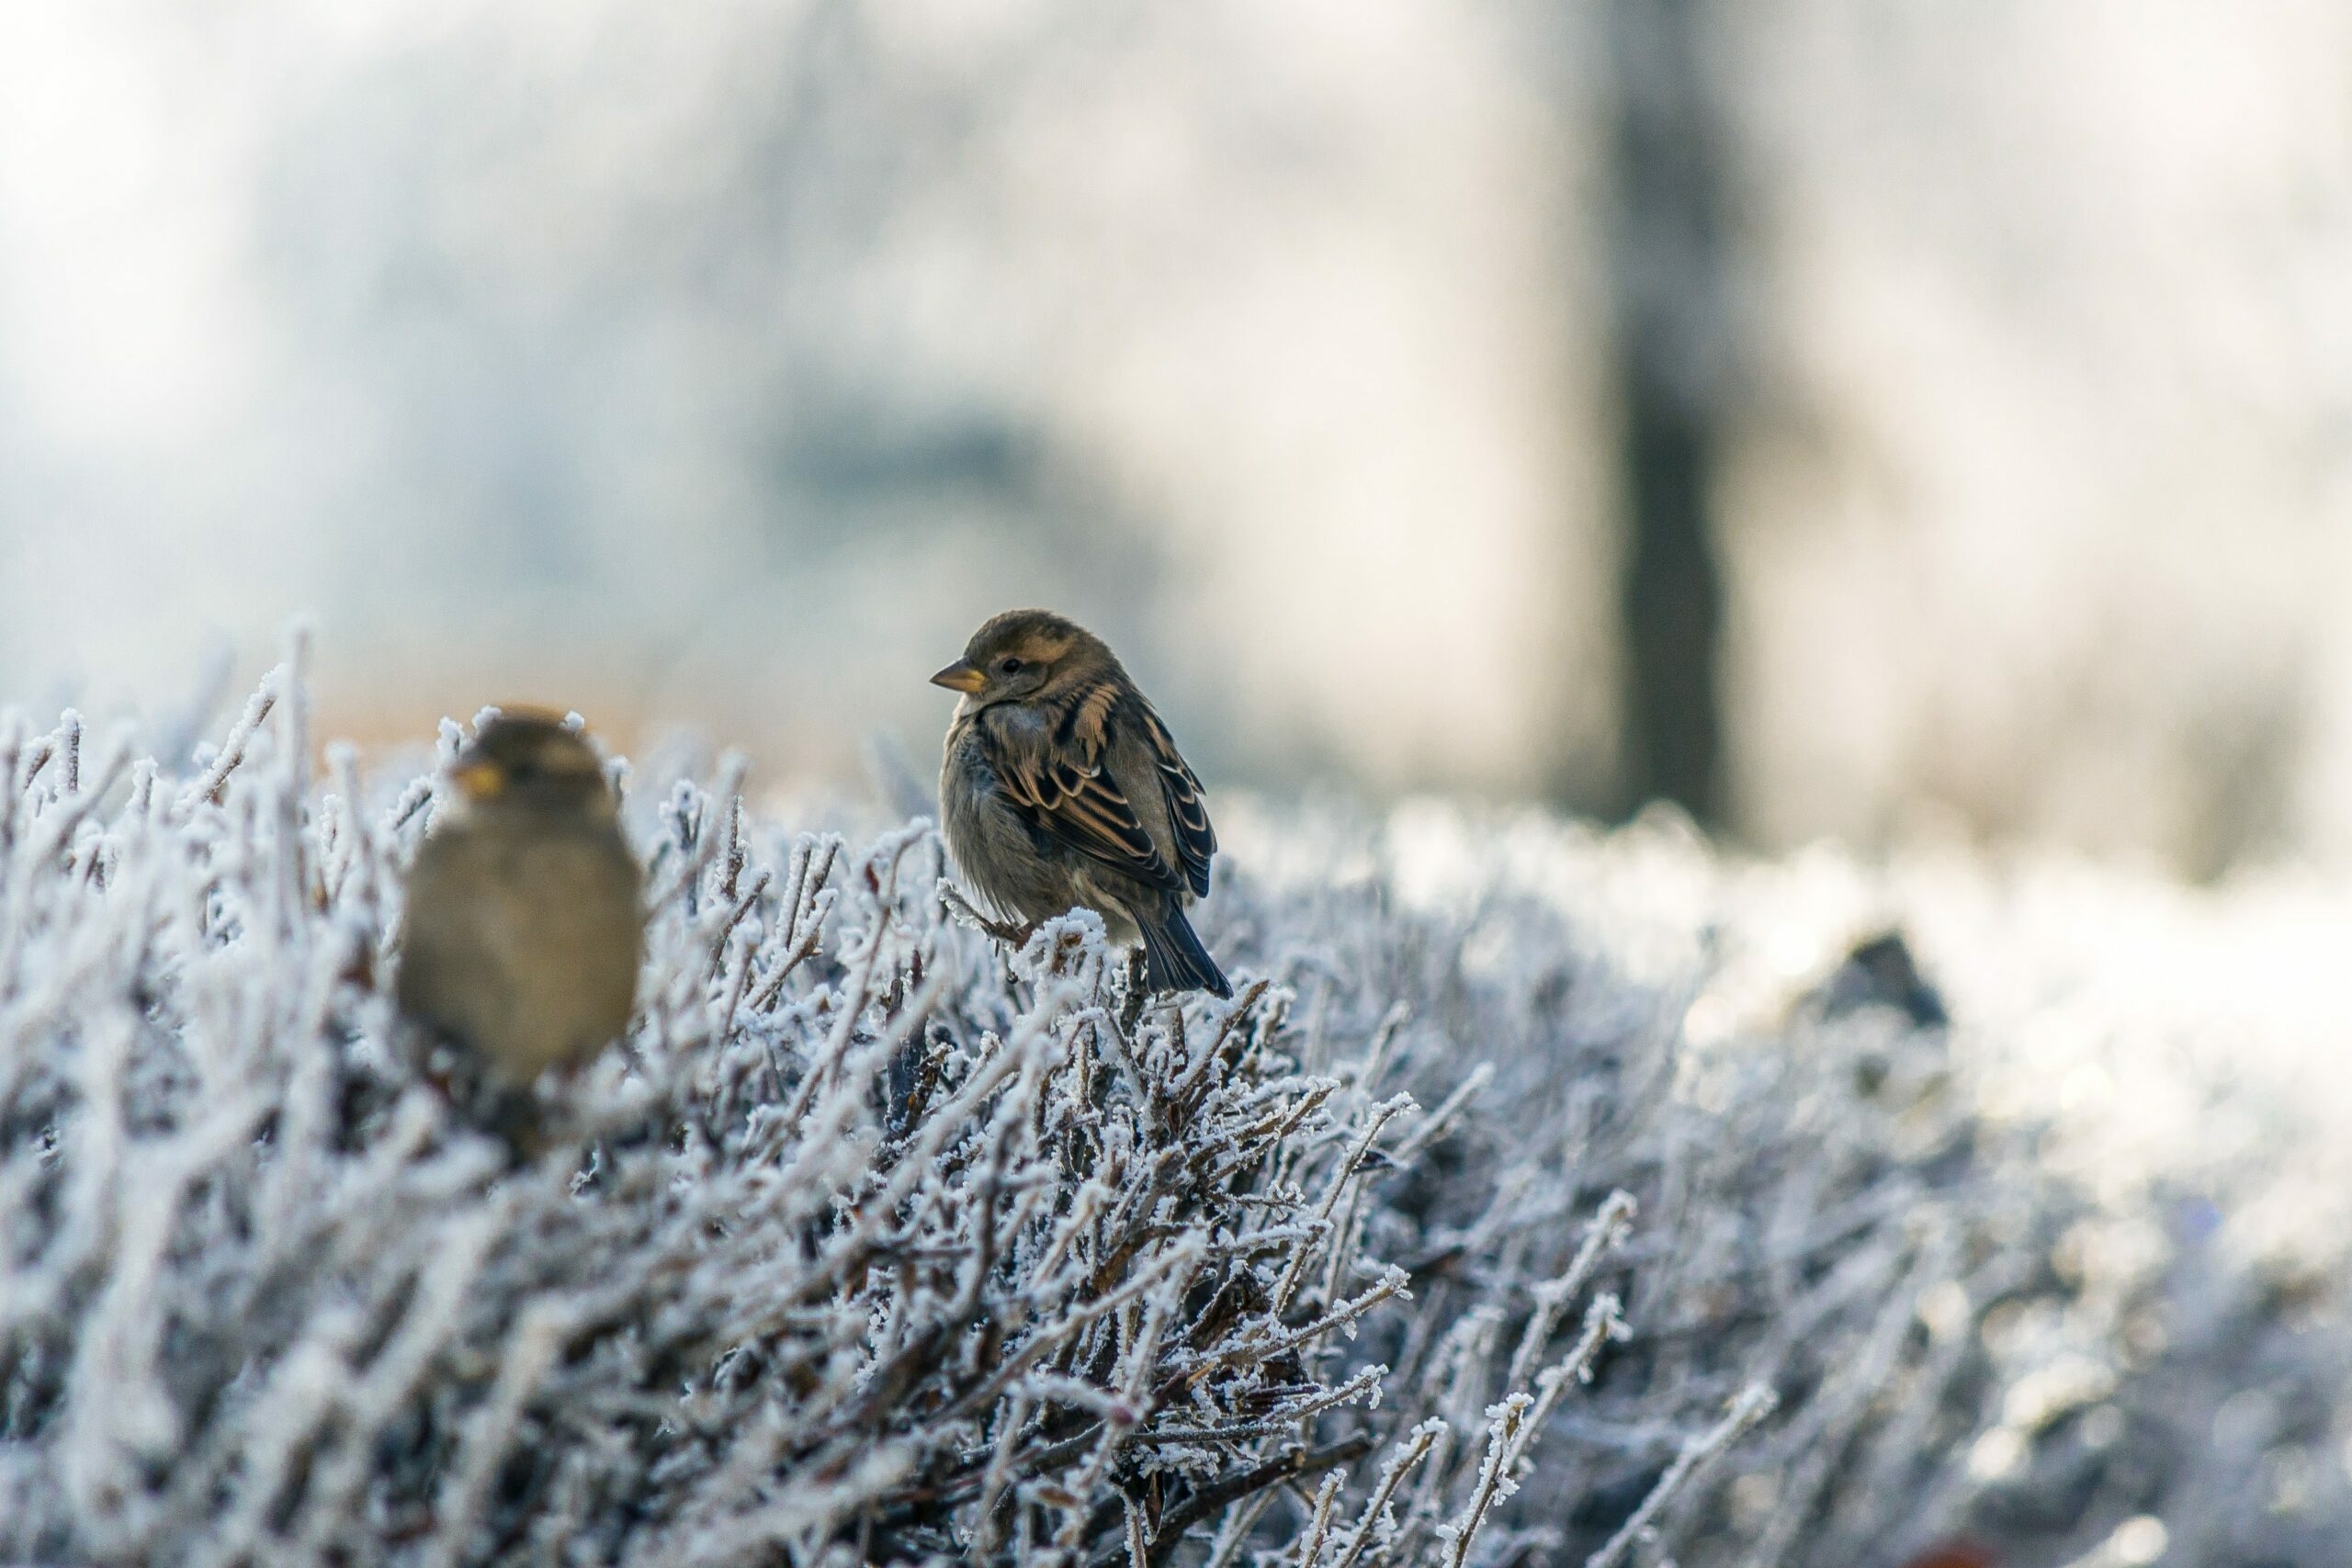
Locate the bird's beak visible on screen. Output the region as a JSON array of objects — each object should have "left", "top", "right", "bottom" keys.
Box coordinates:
[
  {"left": 930, "top": 660, "right": 987, "bottom": 694},
  {"left": 453, "top": 761, "right": 505, "bottom": 800}
]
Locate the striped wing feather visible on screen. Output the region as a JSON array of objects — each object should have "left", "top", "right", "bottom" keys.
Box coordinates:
[
  {"left": 989, "top": 682, "right": 1200, "bottom": 897},
  {"left": 1141, "top": 706, "right": 1216, "bottom": 897}
]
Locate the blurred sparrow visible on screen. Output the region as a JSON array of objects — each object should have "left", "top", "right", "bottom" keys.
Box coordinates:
[
  {"left": 398, "top": 712, "right": 643, "bottom": 1145},
  {"left": 933, "top": 610, "right": 1231, "bottom": 998}
]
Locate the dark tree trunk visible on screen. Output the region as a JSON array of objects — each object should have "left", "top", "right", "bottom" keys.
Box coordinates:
[{"left": 1606, "top": 0, "right": 1733, "bottom": 827}]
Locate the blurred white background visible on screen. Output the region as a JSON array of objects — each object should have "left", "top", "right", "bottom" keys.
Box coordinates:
[{"left": 3, "top": 0, "right": 2348, "bottom": 876}]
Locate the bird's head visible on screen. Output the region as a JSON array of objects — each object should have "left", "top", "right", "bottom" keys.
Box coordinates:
[
  {"left": 448, "top": 711, "right": 616, "bottom": 819},
  {"left": 931, "top": 609, "right": 1117, "bottom": 707}
]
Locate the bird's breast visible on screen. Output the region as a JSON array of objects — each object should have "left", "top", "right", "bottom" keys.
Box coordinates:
[{"left": 940, "top": 721, "right": 1076, "bottom": 922}]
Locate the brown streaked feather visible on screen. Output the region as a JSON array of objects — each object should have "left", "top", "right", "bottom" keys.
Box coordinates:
[
  {"left": 1140, "top": 705, "right": 1216, "bottom": 898},
  {"left": 983, "top": 678, "right": 1184, "bottom": 896},
  {"left": 1052, "top": 677, "right": 1121, "bottom": 752}
]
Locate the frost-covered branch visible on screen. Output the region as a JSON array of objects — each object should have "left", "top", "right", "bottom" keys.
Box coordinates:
[{"left": 0, "top": 670, "right": 2126, "bottom": 1565}]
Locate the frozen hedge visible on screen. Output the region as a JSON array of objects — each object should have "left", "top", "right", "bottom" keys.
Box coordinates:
[{"left": 0, "top": 660, "right": 2335, "bottom": 1565}]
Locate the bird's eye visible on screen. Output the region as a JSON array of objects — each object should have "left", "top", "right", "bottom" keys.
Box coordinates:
[{"left": 999, "top": 657, "right": 1024, "bottom": 674}]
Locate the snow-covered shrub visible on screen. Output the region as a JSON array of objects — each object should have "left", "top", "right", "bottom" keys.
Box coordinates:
[{"left": 2, "top": 657, "right": 2271, "bottom": 1566}]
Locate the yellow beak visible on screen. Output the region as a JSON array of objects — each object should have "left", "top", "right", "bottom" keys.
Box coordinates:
[
  {"left": 930, "top": 660, "right": 987, "bottom": 694},
  {"left": 453, "top": 761, "right": 506, "bottom": 800}
]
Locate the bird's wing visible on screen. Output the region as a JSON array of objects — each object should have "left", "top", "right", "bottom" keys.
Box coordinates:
[
  {"left": 1138, "top": 704, "right": 1216, "bottom": 898},
  {"left": 988, "top": 682, "right": 1185, "bottom": 896}
]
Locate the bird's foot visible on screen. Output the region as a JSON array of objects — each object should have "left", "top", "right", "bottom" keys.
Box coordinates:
[{"left": 939, "top": 883, "right": 1035, "bottom": 948}]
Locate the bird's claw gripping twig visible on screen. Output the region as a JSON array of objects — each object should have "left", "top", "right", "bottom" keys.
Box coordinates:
[{"left": 938, "top": 882, "right": 1035, "bottom": 948}]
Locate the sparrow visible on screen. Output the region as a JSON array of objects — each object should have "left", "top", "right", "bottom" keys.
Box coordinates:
[
  {"left": 933, "top": 610, "right": 1231, "bottom": 998},
  {"left": 397, "top": 711, "right": 644, "bottom": 1145}
]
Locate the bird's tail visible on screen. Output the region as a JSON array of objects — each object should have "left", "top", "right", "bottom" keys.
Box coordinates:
[{"left": 1136, "top": 902, "right": 1232, "bottom": 998}]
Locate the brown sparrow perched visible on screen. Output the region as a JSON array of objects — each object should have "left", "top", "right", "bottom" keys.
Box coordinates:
[
  {"left": 933, "top": 610, "right": 1231, "bottom": 998},
  {"left": 397, "top": 712, "right": 643, "bottom": 1144}
]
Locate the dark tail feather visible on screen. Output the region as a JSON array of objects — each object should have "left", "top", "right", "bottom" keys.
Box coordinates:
[{"left": 1136, "top": 903, "right": 1231, "bottom": 998}]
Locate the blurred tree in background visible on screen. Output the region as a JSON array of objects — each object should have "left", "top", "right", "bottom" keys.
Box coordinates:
[{"left": 1606, "top": 0, "right": 1733, "bottom": 827}]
